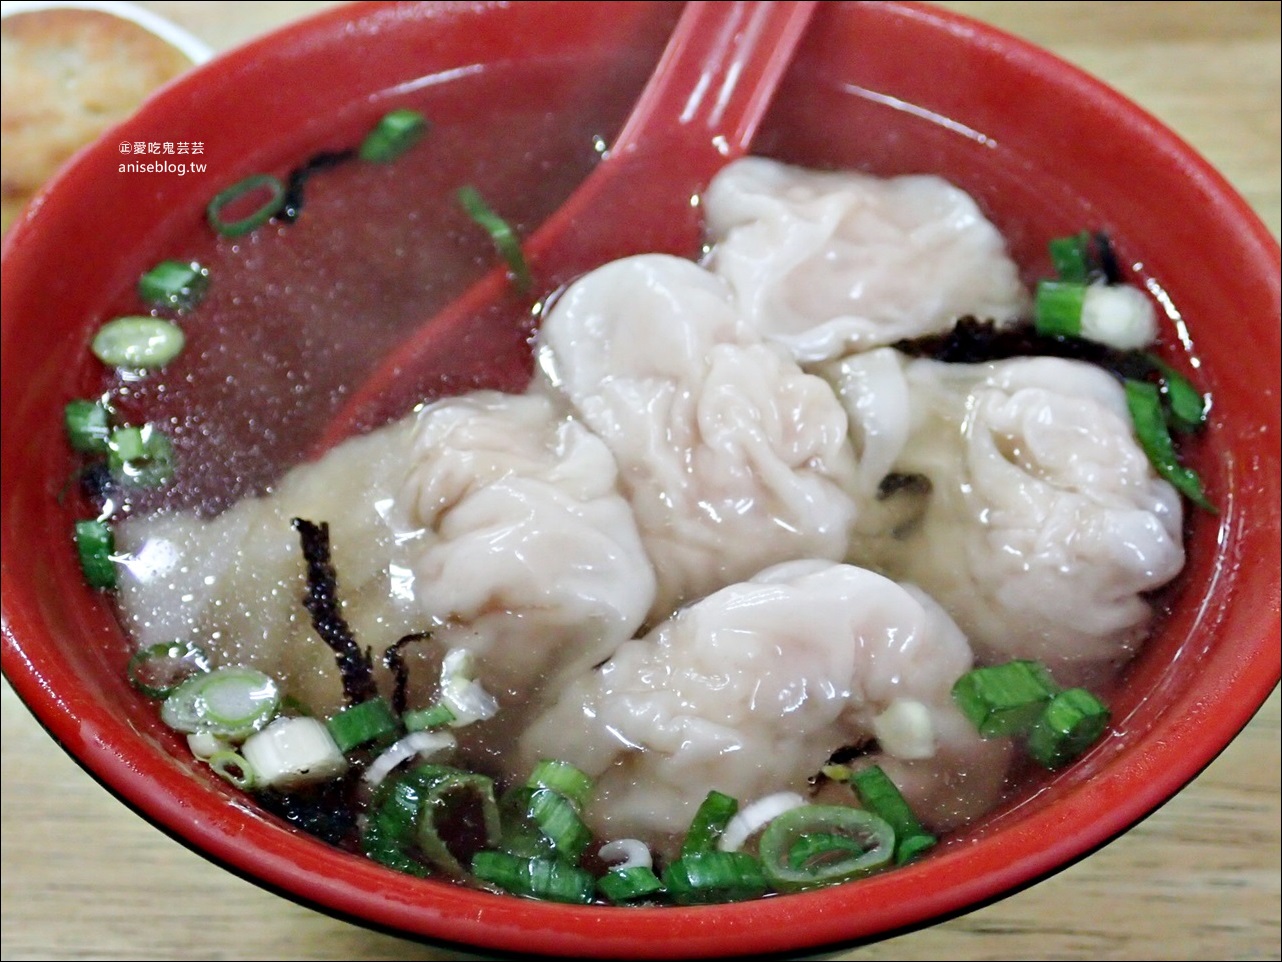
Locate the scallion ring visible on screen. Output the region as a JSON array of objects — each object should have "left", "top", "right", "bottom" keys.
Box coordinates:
[
  {"left": 848, "top": 765, "right": 936, "bottom": 864},
  {"left": 471, "top": 851, "right": 596, "bottom": 904},
  {"left": 952, "top": 659, "right": 1061, "bottom": 738},
  {"left": 457, "top": 185, "right": 532, "bottom": 295},
  {"left": 526, "top": 759, "right": 593, "bottom": 812},
  {"left": 138, "top": 259, "right": 209, "bottom": 310},
  {"left": 127, "top": 640, "right": 212, "bottom": 699},
  {"left": 359, "top": 108, "right": 428, "bottom": 163},
  {"left": 106, "top": 424, "right": 175, "bottom": 488},
  {"left": 91, "top": 316, "right": 185, "bottom": 370},
  {"left": 1027, "top": 687, "right": 1111, "bottom": 769},
  {"left": 661, "top": 850, "right": 769, "bottom": 905},
  {"left": 73, "top": 519, "right": 116, "bottom": 589},
  {"left": 160, "top": 666, "right": 280, "bottom": 740},
  {"left": 680, "top": 789, "right": 739, "bottom": 857},
  {"left": 64, "top": 399, "right": 112, "bottom": 453},
  {"left": 1124, "top": 378, "right": 1216, "bottom": 511},
  {"left": 757, "top": 805, "right": 895, "bottom": 893},
  {"left": 207, "top": 173, "right": 286, "bottom": 237},
  {"left": 207, "top": 749, "right": 256, "bottom": 790}
]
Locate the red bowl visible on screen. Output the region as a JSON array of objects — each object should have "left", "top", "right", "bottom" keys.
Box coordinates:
[{"left": 2, "top": 2, "right": 1278, "bottom": 958}]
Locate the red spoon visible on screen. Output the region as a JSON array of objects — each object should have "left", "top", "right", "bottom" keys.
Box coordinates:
[{"left": 315, "top": 0, "right": 819, "bottom": 452}]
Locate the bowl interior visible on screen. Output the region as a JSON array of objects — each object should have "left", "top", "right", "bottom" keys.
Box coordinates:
[{"left": 2, "top": 1, "right": 1279, "bottom": 958}]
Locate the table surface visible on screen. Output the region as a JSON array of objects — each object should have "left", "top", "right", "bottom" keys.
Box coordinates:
[{"left": 2, "top": 2, "right": 1278, "bottom": 960}]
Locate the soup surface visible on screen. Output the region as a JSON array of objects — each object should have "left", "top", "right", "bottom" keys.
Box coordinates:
[{"left": 64, "top": 34, "right": 1205, "bottom": 906}]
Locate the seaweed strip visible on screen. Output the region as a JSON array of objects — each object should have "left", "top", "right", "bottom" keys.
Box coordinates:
[
  {"left": 383, "top": 631, "right": 432, "bottom": 716},
  {"left": 279, "top": 148, "right": 358, "bottom": 223},
  {"left": 893, "top": 317, "right": 1155, "bottom": 381},
  {"left": 292, "top": 517, "right": 378, "bottom": 704}
]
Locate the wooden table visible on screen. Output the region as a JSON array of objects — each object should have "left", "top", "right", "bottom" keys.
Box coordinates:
[{"left": 3, "top": 3, "right": 1278, "bottom": 959}]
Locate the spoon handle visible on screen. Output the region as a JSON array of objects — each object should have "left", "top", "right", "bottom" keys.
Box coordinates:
[
  {"left": 612, "top": 0, "right": 820, "bottom": 164},
  {"left": 315, "top": 0, "right": 818, "bottom": 451}
]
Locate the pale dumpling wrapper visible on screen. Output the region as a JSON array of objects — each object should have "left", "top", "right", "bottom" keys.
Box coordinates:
[
  {"left": 532, "top": 253, "right": 863, "bottom": 619},
  {"left": 391, "top": 390, "right": 656, "bottom": 702},
  {"left": 115, "top": 420, "right": 422, "bottom": 716},
  {"left": 518, "top": 559, "right": 1012, "bottom": 854},
  {"left": 703, "top": 156, "right": 1029, "bottom": 363},
  {"left": 823, "top": 350, "right": 1186, "bottom": 671},
  {"left": 115, "top": 392, "right": 656, "bottom": 718}
]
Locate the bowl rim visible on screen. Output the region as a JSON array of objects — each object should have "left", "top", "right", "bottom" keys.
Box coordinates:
[{"left": 2, "top": 1, "right": 1279, "bottom": 958}]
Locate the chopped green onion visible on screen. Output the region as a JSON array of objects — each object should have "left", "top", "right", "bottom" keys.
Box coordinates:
[
  {"left": 680, "top": 789, "right": 739, "bottom": 857},
  {"left": 497, "top": 786, "right": 559, "bottom": 859},
  {"left": 526, "top": 759, "right": 593, "bottom": 812},
  {"left": 64, "top": 399, "right": 112, "bottom": 453},
  {"left": 127, "top": 640, "right": 211, "bottom": 699},
  {"left": 106, "top": 424, "right": 174, "bottom": 488},
  {"left": 757, "top": 805, "right": 895, "bottom": 893},
  {"left": 403, "top": 702, "right": 456, "bottom": 731},
  {"left": 1149, "top": 357, "right": 1209, "bottom": 433},
  {"left": 207, "top": 749, "right": 256, "bottom": 790},
  {"left": 160, "top": 665, "right": 280, "bottom": 740},
  {"left": 457, "top": 185, "right": 532, "bottom": 295},
  {"left": 471, "top": 851, "right": 596, "bottom": 904},
  {"left": 91, "top": 316, "right": 185, "bottom": 370},
  {"left": 952, "top": 660, "right": 1061, "bottom": 737},
  {"left": 597, "top": 865, "right": 665, "bottom": 903},
  {"left": 138, "top": 259, "right": 209, "bottom": 310},
  {"left": 410, "top": 764, "right": 501, "bottom": 878},
  {"left": 1048, "top": 231, "right": 1093, "bottom": 284},
  {"left": 363, "top": 765, "right": 433, "bottom": 876},
  {"left": 326, "top": 696, "right": 400, "bottom": 752},
  {"left": 207, "top": 173, "right": 286, "bottom": 237},
  {"left": 1028, "top": 688, "right": 1111, "bottom": 769},
  {"left": 1124, "top": 379, "right": 1216, "bottom": 512},
  {"left": 74, "top": 519, "right": 116, "bottom": 589},
  {"left": 359, "top": 108, "right": 428, "bottom": 163},
  {"left": 523, "top": 787, "right": 591, "bottom": 862},
  {"left": 661, "top": 850, "right": 769, "bottom": 905},
  {"left": 848, "top": 765, "right": 936, "bottom": 864},
  {"left": 1033, "top": 280, "right": 1087, "bottom": 337}
]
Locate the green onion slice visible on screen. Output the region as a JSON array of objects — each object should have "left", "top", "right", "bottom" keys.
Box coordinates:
[
  {"left": 1048, "top": 231, "right": 1093, "bottom": 284},
  {"left": 661, "top": 850, "right": 769, "bottom": 905},
  {"left": 74, "top": 519, "right": 116, "bottom": 589},
  {"left": 127, "top": 640, "right": 212, "bottom": 699},
  {"left": 410, "top": 764, "right": 501, "bottom": 879},
  {"left": 1034, "top": 280, "right": 1087, "bottom": 337},
  {"left": 403, "top": 702, "right": 456, "bottom": 732},
  {"left": 680, "top": 789, "right": 739, "bottom": 857},
  {"left": 457, "top": 185, "right": 532, "bottom": 295},
  {"left": 106, "top": 424, "right": 174, "bottom": 488},
  {"left": 326, "top": 696, "right": 400, "bottom": 753},
  {"left": 207, "top": 173, "right": 286, "bottom": 237},
  {"left": 1124, "top": 379, "right": 1216, "bottom": 511},
  {"left": 522, "top": 787, "right": 591, "bottom": 862},
  {"left": 848, "top": 765, "right": 936, "bottom": 864},
  {"left": 160, "top": 666, "right": 280, "bottom": 740},
  {"left": 138, "top": 259, "right": 209, "bottom": 310},
  {"left": 359, "top": 108, "right": 428, "bottom": 163},
  {"left": 207, "top": 749, "right": 256, "bottom": 790},
  {"left": 1027, "top": 687, "right": 1111, "bottom": 769},
  {"left": 471, "top": 851, "right": 596, "bottom": 904},
  {"left": 91, "top": 316, "right": 185, "bottom": 370},
  {"left": 1148, "top": 356, "right": 1209, "bottom": 433},
  {"left": 64, "top": 399, "right": 112, "bottom": 453},
  {"left": 526, "top": 759, "right": 593, "bottom": 812},
  {"left": 497, "top": 787, "right": 559, "bottom": 859},
  {"left": 952, "top": 659, "right": 1061, "bottom": 738},
  {"left": 597, "top": 865, "right": 665, "bottom": 903},
  {"left": 758, "top": 805, "right": 895, "bottom": 893}
]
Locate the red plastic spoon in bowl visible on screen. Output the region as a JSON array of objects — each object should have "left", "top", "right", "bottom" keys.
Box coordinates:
[{"left": 314, "top": 0, "right": 818, "bottom": 452}]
